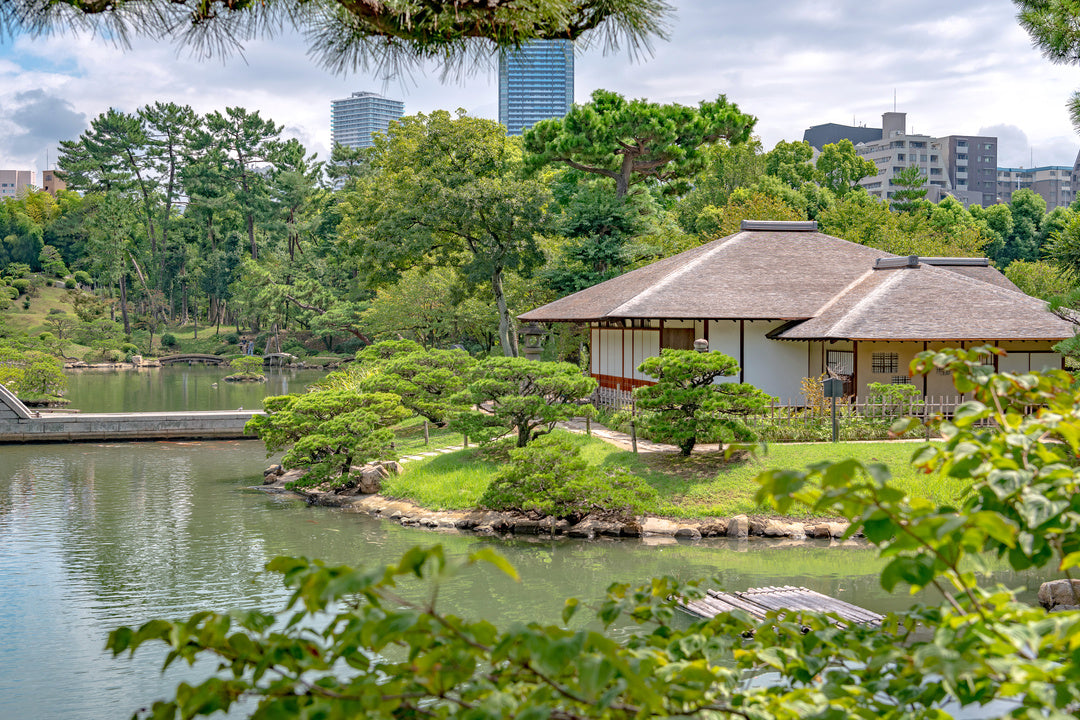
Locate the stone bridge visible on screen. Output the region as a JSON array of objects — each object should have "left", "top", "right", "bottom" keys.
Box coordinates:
[
  {"left": 158, "top": 353, "right": 230, "bottom": 366},
  {"left": 0, "top": 383, "right": 262, "bottom": 443}
]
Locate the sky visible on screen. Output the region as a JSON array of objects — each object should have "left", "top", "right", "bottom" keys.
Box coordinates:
[{"left": 1, "top": 0, "right": 1079, "bottom": 174}]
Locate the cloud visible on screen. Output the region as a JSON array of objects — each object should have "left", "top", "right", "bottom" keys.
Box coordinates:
[
  {"left": 0, "top": 0, "right": 1077, "bottom": 173},
  {"left": 0, "top": 90, "right": 86, "bottom": 169}
]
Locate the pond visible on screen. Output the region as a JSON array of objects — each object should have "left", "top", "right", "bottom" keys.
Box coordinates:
[{"left": 0, "top": 366, "right": 1047, "bottom": 719}]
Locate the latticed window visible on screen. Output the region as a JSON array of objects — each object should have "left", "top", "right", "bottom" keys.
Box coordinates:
[
  {"left": 891, "top": 376, "right": 912, "bottom": 385},
  {"left": 872, "top": 352, "right": 899, "bottom": 374}
]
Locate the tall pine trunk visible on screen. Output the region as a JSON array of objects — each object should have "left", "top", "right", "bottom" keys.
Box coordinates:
[{"left": 492, "top": 266, "right": 517, "bottom": 358}]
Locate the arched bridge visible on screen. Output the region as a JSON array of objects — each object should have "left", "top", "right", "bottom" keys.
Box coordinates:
[{"left": 159, "top": 353, "right": 229, "bottom": 366}]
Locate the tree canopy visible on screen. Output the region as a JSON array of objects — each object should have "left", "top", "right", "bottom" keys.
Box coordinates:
[
  {"left": 1, "top": 0, "right": 672, "bottom": 75},
  {"left": 523, "top": 89, "right": 756, "bottom": 197}
]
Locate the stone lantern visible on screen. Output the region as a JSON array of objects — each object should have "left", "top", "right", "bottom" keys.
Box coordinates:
[
  {"left": 693, "top": 338, "right": 709, "bottom": 353},
  {"left": 520, "top": 323, "right": 546, "bottom": 361}
]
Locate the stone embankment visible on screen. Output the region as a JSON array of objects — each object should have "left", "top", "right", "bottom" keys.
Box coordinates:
[{"left": 261, "top": 464, "right": 853, "bottom": 541}]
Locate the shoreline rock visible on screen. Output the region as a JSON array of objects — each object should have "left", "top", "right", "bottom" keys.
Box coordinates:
[{"left": 259, "top": 464, "right": 857, "bottom": 543}]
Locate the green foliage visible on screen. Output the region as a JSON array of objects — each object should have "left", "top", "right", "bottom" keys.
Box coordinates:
[
  {"left": 72, "top": 270, "right": 91, "bottom": 286},
  {"left": 543, "top": 184, "right": 645, "bottom": 294},
  {"left": 63, "top": 277, "right": 76, "bottom": 289},
  {"left": 37, "top": 244, "right": 67, "bottom": 277},
  {"left": 453, "top": 356, "right": 597, "bottom": 447},
  {"left": 346, "top": 110, "right": 549, "bottom": 357},
  {"left": 10, "top": 278, "right": 29, "bottom": 295},
  {"left": 228, "top": 355, "right": 264, "bottom": 375},
  {"left": 107, "top": 361, "right": 1080, "bottom": 720},
  {"left": 479, "top": 432, "right": 657, "bottom": 519},
  {"left": 763, "top": 139, "right": 818, "bottom": 188},
  {"left": 694, "top": 186, "right": 805, "bottom": 238},
  {"left": 351, "top": 341, "right": 477, "bottom": 424},
  {"left": 864, "top": 381, "right": 922, "bottom": 420},
  {"left": 1005, "top": 259, "right": 1077, "bottom": 300},
  {"left": 634, "top": 349, "right": 772, "bottom": 456},
  {"left": 814, "top": 139, "right": 876, "bottom": 196},
  {"left": 246, "top": 390, "right": 410, "bottom": 489},
  {"left": 0, "top": 345, "right": 66, "bottom": 398},
  {"left": 888, "top": 164, "right": 928, "bottom": 212},
  {"left": 160, "top": 333, "right": 178, "bottom": 348},
  {"left": 524, "top": 89, "right": 755, "bottom": 198},
  {"left": 819, "top": 191, "right": 990, "bottom": 257}
]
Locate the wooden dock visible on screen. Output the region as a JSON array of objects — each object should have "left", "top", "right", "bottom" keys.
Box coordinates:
[{"left": 678, "top": 585, "right": 883, "bottom": 627}]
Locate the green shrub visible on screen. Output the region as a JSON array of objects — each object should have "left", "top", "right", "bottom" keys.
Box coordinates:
[
  {"left": 5, "top": 286, "right": 18, "bottom": 300},
  {"left": 21, "top": 299, "right": 30, "bottom": 310},
  {"left": 63, "top": 277, "right": 76, "bottom": 289},
  {"left": 865, "top": 381, "right": 923, "bottom": 421},
  {"left": 73, "top": 270, "right": 92, "bottom": 286},
  {"left": 121, "top": 343, "right": 139, "bottom": 356},
  {"left": 224, "top": 333, "right": 240, "bottom": 345},
  {"left": 479, "top": 433, "right": 656, "bottom": 519},
  {"left": 11, "top": 279, "right": 30, "bottom": 295},
  {"left": 160, "top": 333, "right": 178, "bottom": 349},
  {"left": 229, "top": 355, "right": 265, "bottom": 375},
  {"left": 246, "top": 390, "right": 410, "bottom": 490}
]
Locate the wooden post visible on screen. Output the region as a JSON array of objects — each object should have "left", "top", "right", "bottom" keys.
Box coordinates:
[
  {"left": 463, "top": 435, "right": 468, "bottom": 448},
  {"left": 424, "top": 419, "right": 429, "bottom": 445},
  {"left": 631, "top": 399, "right": 638, "bottom": 453}
]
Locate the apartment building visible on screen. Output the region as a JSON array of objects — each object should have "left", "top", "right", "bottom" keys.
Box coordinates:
[
  {"left": 498, "top": 39, "right": 574, "bottom": 136},
  {"left": 0, "top": 170, "right": 34, "bottom": 199},
  {"left": 806, "top": 113, "right": 997, "bottom": 207},
  {"left": 997, "top": 166, "right": 1075, "bottom": 210},
  {"left": 330, "top": 91, "right": 404, "bottom": 150}
]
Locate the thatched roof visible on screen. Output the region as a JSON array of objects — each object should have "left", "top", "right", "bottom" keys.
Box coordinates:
[
  {"left": 520, "top": 220, "right": 1076, "bottom": 342},
  {"left": 519, "top": 221, "right": 891, "bottom": 322}
]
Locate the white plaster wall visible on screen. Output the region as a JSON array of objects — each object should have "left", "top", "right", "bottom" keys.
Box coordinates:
[
  {"left": 632, "top": 330, "right": 659, "bottom": 381},
  {"left": 1000, "top": 351, "right": 1062, "bottom": 373},
  {"left": 998, "top": 351, "right": 1028, "bottom": 374},
  {"left": 707, "top": 320, "right": 741, "bottom": 384},
  {"left": 742, "top": 321, "right": 808, "bottom": 402},
  {"left": 598, "top": 329, "right": 623, "bottom": 376},
  {"left": 623, "top": 330, "right": 634, "bottom": 377}
]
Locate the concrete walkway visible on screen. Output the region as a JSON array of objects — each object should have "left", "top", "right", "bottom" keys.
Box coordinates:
[{"left": 0, "top": 382, "right": 261, "bottom": 443}]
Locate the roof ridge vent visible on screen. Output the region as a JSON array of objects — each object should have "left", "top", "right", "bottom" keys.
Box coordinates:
[
  {"left": 874, "top": 256, "right": 920, "bottom": 270},
  {"left": 919, "top": 257, "right": 990, "bottom": 267},
  {"left": 740, "top": 220, "right": 818, "bottom": 232}
]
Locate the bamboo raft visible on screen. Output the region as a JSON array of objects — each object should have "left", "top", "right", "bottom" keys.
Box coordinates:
[{"left": 678, "top": 585, "right": 883, "bottom": 627}]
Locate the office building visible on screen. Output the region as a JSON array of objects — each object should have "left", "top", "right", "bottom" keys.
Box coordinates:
[
  {"left": 998, "top": 166, "right": 1074, "bottom": 209},
  {"left": 0, "top": 170, "right": 34, "bottom": 199},
  {"left": 498, "top": 40, "right": 574, "bottom": 135},
  {"left": 808, "top": 112, "right": 997, "bottom": 206},
  {"left": 330, "top": 91, "right": 404, "bottom": 149}
]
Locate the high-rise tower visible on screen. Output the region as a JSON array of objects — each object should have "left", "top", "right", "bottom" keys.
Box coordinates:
[
  {"left": 498, "top": 40, "right": 574, "bottom": 135},
  {"left": 330, "top": 91, "right": 404, "bottom": 149}
]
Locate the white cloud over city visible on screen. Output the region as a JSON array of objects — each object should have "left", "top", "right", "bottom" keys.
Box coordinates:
[{"left": 1, "top": 0, "right": 1078, "bottom": 173}]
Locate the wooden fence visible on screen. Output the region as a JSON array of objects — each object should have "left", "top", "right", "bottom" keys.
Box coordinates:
[{"left": 593, "top": 389, "right": 990, "bottom": 442}]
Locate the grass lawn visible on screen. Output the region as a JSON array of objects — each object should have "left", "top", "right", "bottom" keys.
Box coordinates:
[{"left": 382, "top": 429, "right": 962, "bottom": 519}]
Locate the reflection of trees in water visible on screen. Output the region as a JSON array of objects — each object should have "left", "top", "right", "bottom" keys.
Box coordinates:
[
  {"left": 63, "top": 366, "right": 329, "bottom": 413},
  {"left": 3, "top": 438, "right": 1056, "bottom": 632}
]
